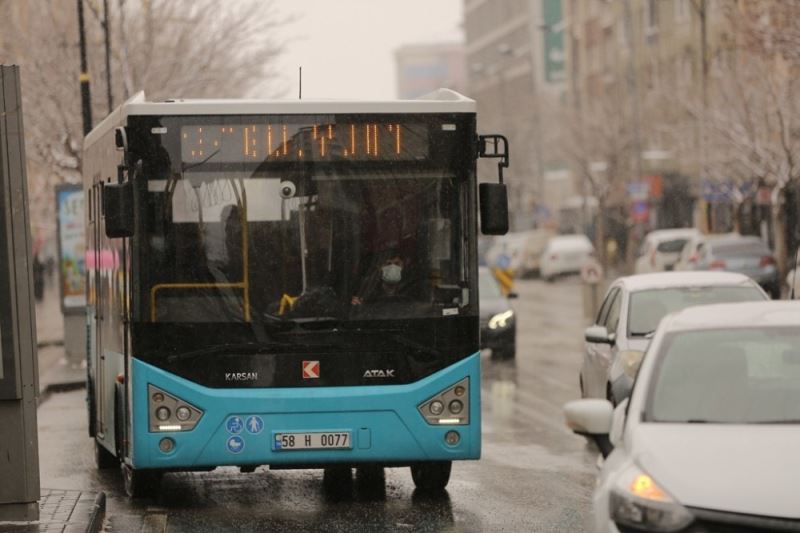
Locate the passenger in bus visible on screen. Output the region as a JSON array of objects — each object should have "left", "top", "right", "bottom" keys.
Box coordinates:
[{"left": 351, "top": 251, "right": 412, "bottom": 306}]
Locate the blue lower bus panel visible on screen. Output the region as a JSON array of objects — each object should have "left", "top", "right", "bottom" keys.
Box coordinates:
[{"left": 131, "top": 354, "right": 481, "bottom": 469}]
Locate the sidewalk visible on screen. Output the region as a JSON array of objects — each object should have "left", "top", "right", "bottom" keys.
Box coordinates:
[
  {"left": 14, "top": 281, "right": 107, "bottom": 532},
  {"left": 35, "top": 283, "right": 85, "bottom": 402}
]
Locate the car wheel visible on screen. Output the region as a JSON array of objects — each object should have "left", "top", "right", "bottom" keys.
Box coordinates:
[
  {"left": 410, "top": 461, "right": 452, "bottom": 492},
  {"left": 122, "top": 464, "right": 161, "bottom": 498},
  {"left": 606, "top": 383, "right": 617, "bottom": 406}
]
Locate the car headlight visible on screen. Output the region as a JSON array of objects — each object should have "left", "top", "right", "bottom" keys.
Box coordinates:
[
  {"left": 610, "top": 464, "right": 693, "bottom": 532},
  {"left": 620, "top": 350, "right": 645, "bottom": 379},
  {"left": 488, "top": 310, "right": 514, "bottom": 330}
]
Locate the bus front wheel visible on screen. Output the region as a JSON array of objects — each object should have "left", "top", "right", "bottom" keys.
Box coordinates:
[
  {"left": 122, "top": 464, "right": 161, "bottom": 498},
  {"left": 410, "top": 461, "right": 451, "bottom": 492},
  {"left": 94, "top": 439, "right": 117, "bottom": 470}
]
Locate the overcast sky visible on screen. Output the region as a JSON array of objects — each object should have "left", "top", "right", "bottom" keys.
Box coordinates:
[{"left": 274, "top": 0, "right": 464, "bottom": 100}]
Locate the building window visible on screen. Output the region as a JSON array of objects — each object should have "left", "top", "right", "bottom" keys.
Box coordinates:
[
  {"left": 675, "top": 0, "right": 690, "bottom": 22},
  {"left": 647, "top": 0, "right": 659, "bottom": 29}
]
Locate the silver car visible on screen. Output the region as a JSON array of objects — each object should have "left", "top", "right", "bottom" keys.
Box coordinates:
[{"left": 580, "top": 272, "right": 768, "bottom": 404}]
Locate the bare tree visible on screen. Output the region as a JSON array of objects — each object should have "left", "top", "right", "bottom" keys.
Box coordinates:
[{"left": 0, "top": 0, "right": 287, "bottom": 247}]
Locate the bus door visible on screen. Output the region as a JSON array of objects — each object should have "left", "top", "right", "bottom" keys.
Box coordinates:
[{"left": 94, "top": 181, "right": 106, "bottom": 437}]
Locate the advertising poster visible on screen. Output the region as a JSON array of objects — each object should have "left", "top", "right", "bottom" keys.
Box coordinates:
[{"left": 56, "top": 184, "right": 86, "bottom": 311}]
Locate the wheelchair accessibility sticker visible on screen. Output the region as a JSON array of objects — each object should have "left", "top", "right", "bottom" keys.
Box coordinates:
[{"left": 226, "top": 416, "right": 244, "bottom": 434}]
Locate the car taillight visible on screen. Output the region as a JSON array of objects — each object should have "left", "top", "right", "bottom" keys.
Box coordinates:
[
  {"left": 760, "top": 256, "right": 776, "bottom": 267},
  {"left": 709, "top": 259, "right": 727, "bottom": 269},
  {"left": 688, "top": 253, "right": 699, "bottom": 263}
]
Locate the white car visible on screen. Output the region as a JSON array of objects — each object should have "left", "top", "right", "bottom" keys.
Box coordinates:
[
  {"left": 539, "top": 234, "right": 594, "bottom": 281},
  {"left": 566, "top": 301, "right": 800, "bottom": 532},
  {"left": 634, "top": 228, "right": 701, "bottom": 274},
  {"left": 581, "top": 272, "right": 768, "bottom": 405}
]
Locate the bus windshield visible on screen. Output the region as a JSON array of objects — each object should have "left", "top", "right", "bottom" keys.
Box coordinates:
[{"left": 136, "top": 115, "right": 473, "bottom": 327}]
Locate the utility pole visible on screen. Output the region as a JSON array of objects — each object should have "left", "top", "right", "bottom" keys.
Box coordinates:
[
  {"left": 103, "top": 0, "right": 113, "bottom": 113},
  {"left": 77, "top": 0, "right": 93, "bottom": 136}
]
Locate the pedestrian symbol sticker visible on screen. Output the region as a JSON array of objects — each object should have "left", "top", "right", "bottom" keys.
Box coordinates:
[
  {"left": 226, "top": 435, "right": 244, "bottom": 454},
  {"left": 246, "top": 416, "right": 263, "bottom": 435},
  {"left": 226, "top": 416, "right": 244, "bottom": 434}
]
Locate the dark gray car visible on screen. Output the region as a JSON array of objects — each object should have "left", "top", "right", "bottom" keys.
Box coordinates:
[
  {"left": 479, "top": 267, "right": 516, "bottom": 359},
  {"left": 694, "top": 236, "right": 780, "bottom": 298}
]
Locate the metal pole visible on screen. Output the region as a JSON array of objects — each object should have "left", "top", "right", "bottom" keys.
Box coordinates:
[
  {"left": 103, "top": 0, "right": 113, "bottom": 113},
  {"left": 77, "top": 0, "right": 93, "bottom": 136}
]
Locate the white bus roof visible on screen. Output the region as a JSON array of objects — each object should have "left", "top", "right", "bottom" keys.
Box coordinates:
[{"left": 84, "top": 88, "right": 475, "bottom": 148}]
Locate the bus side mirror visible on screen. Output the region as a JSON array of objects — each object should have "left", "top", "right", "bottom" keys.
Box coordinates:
[
  {"left": 480, "top": 183, "right": 509, "bottom": 235},
  {"left": 104, "top": 181, "right": 135, "bottom": 238}
]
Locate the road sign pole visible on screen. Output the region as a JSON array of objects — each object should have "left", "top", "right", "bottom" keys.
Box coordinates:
[{"left": 0, "top": 65, "right": 40, "bottom": 521}]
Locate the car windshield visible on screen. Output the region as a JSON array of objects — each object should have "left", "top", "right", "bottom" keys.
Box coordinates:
[
  {"left": 479, "top": 270, "right": 503, "bottom": 299},
  {"left": 648, "top": 327, "right": 800, "bottom": 424},
  {"left": 656, "top": 239, "right": 689, "bottom": 253},
  {"left": 627, "top": 286, "right": 766, "bottom": 336}
]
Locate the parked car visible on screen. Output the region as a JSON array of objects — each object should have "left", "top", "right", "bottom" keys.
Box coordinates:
[
  {"left": 580, "top": 272, "right": 768, "bottom": 405},
  {"left": 485, "top": 229, "right": 553, "bottom": 278},
  {"left": 785, "top": 253, "right": 800, "bottom": 298},
  {"left": 539, "top": 234, "right": 594, "bottom": 281},
  {"left": 690, "top": 235, "right": 780, "bottom": 298},
  {"left": 672, "top": 232, "right": 738, "bottom": 271},
  {"left": 479, "top": 266, "right": 516, "bottom": 359},
  {"left": 566, "top": 301, "right": 800, "bottom": 533},
  {"left": 634, "top": 228, "right": 700, "bottom": 274}
]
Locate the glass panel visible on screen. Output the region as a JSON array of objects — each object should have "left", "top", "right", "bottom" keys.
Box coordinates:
[
  {"left": 628, "top": 286, "right": 765, "bottom": 337},
  {"left": 649, "top": 328, "right": 800, "bottom": 424}
]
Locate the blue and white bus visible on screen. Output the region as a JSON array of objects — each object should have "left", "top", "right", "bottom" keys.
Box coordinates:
[{"left": 82, "top": 89, "right": 509, "bottom": 497}]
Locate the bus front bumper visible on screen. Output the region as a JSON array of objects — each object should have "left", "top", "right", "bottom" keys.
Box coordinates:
[{"left": 130, "top": 354, "right": 481, "bottom": 470}]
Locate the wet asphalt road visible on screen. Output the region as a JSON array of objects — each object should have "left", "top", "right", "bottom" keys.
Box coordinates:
[{"left": 37, "top": 277, "right": 598, "bottom": 532}]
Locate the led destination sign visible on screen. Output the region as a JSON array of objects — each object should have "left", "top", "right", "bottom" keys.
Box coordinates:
[{"left": 181, "top": 121, "right": 429, "bottom": 164}]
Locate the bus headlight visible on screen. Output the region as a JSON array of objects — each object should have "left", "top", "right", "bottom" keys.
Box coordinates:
[
  {"left": 148, "top": 384, "right": 204, "bottom": 432},
  {"left": 418, "top": 378, "right": 470, "bottom": 425},
  {"left": 488, "top": 310, "right": 514, "bottom": 330}
]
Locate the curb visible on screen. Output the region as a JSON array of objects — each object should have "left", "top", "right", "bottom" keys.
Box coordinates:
[{"left": 86, "top": 492, "right": 106, "bottom": 533}]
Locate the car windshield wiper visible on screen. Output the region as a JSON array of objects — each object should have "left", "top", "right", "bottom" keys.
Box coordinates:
[
  {"left": 629, "top": 329, "right": 656, "bottom": 338},
  {"left": 166, "top": 341, "right": 292, "bottom": 363},
  {"left": 258, "top": 311, "right": 296, "bottom": 332}
]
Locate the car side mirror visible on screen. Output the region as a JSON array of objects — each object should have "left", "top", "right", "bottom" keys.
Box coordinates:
[
  {"left": 564, "top": 399, "right": 614, "bottom": 458},
  {"left": 104, "top": 181, "right": 135, "bottom": 238},
  {"left": 585, "top": 325, "right": 615, "bottom": 345}
]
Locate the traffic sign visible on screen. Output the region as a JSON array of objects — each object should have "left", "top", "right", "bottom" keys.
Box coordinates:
[
  {"left": 245, "top": 416, "right": 263, "bottom": 435},
  {"left": 580, "top": 259, "right": 603, "bottom": 285},
  {"left": 226, "top": 416, "right": 244, "bottom": 434}
]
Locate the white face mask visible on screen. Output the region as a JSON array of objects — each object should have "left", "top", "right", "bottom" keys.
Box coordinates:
[{"left": 381, "top": 264, "right": 402, "bottom": 284}]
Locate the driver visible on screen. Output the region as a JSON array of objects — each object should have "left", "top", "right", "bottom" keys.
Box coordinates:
[{"left": 351, "top": 252, "right": 409, "bottom": 305}]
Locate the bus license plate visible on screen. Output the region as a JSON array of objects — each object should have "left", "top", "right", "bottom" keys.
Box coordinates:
[{"left": 274, "top": 432, "right": 351, "bottom": 451}]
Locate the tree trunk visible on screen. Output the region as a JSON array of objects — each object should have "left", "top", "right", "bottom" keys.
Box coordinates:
[{"left": 772, "top": 188, "right": 789, "bottom": 281}]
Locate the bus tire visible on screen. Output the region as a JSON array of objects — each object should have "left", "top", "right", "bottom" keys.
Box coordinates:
[
  {"left": 87, "top": 375, "right": 96, "bottom": 437},
  {"left": 122, "top": 464, "right": 161, "bottom": 499},
  {"left": 94, "top": 439, "right": 117, "bottom": 470},
  {"left": 322, "top": 466, "right": 352, "bottom": 494},
  {"left": 355, "top": 465, "right": 385, "bottom": 491},
  {"left": 410, "top": 461, "right": 451, "bottom": 492}
]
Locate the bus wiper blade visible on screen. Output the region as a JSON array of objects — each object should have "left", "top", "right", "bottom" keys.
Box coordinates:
[
  {"left": 166, "top": 342, "right": 291, "bottom": 363},
  {"left": 259, "top": 312, "right": 296, "bottom": 332},
  {"left": 293, "top": 316, "right": 340, "bottom": 330},
  {"left": 630, "top": 330, "right": 656, "bottom": 338}
]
